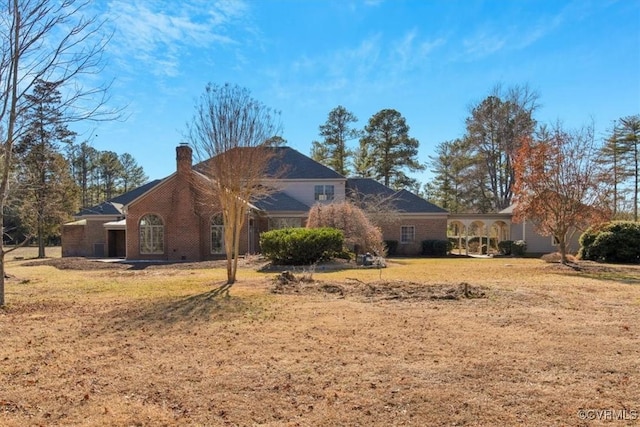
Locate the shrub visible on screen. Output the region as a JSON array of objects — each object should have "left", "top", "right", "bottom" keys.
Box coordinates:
[
  {"left": 498, "top": 240, "right": 513, "bottom": 255},
  {"left": 512, "top": 240, "right": 527, "bottom": 257},
  {"left": 579, "top": 221, "right": 640, "bottom": 263},
  {"left": 384, "top": 240, "right": 398, "bottom": 256},
  {"left": 421, "top": 239, "right": 451, "bottom": 257},
  {"left": 307, "top": 201, "right": 384, "bottom": 255},
  {"left": 260, "top": 227, "right": 344, "bottom": 265}
]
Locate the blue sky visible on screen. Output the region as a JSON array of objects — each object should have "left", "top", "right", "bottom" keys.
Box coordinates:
[{"left": 80, "top": 0, "right": 640, "bottom": 183}]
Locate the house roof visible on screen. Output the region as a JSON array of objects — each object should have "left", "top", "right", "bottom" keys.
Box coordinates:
[
  {"left": 75, "top": 179, "right": 163, "bottom": 217},
  {"left": 252, "top": 190, "right": 310, "bottom": 212},
  {"left": 346, "top": 178, "right": 448, "bottom": 214},
  {"left": 266, "top": 147, "right": 345, "bottom": 179},
  {"left": 194, "top": 146, "right": 345, "bottom": 180}
]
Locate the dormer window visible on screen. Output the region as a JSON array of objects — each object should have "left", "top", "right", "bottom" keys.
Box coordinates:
[{"left": 314, "top": 185, "right": 334, "bottom": 202}]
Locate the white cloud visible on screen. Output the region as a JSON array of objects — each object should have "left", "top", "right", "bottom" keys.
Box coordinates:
[{"left": 105, "top": 0, "right": 249, "bottom": 77}]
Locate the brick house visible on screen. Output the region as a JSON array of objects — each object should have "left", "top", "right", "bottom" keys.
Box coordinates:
[{"left": 61, "top": 144, "right": 448, "bottom": 260}]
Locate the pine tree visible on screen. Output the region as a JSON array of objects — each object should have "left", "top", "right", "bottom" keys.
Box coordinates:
[
  {"left": 311, "top": 106, "right": 359, "bottom": 176},
  {"left": 120, "top": 153, "right": 148, "bottom": 192},
  {"left": 14, "top": 80, "right": 79, "bottom": 258},
  {"left": 360, "top": 109, "right": 424, "bottom": 188},
  {"left": 617, "top": 115, "right": 640, "bottom": 221}
]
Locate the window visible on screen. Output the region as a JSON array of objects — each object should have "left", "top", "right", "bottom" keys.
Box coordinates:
[
  {"left": 211, "top": 214, "right": 225, "bottom": 254},
  {"left": 139, "top": 214, "right": 164, "bottom": 254},
  {"left": 401, "top": 226, "right": 415, "bottom": 244},
  {"left": 314, "top": 185, "right": 335, "bottom": 201}
]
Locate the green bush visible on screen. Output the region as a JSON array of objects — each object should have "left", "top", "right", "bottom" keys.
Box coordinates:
[
  {"left": 260, "top": 227, "right": 344, "bottom": 265},
  {"left": 421, "top": 239, "right": 451, "bottom": 257},
  {"left": 384, "top": 240, "right": 398, "bottom": 256},
  {"left": 579, "top": 221, "right": 640, "bottom": 263},
  {"left": 511, "top": 240, "right": 527, "bottom": 257},
  {"left": 498, "top": 240, "right": 513, "bottom": 255}
]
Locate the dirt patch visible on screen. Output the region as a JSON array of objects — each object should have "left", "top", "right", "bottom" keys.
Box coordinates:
[{"left": 271, "top": 271, "right": 487, "bottom": 301}]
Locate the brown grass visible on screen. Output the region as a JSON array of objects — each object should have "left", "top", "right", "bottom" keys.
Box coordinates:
[{"left": 1, "top": 249, "right": 639, "bottom": 426}]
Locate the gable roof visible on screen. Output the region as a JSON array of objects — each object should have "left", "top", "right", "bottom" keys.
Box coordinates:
[
  {"left": 75, "top": 179, "right": 163, "bottom": 217},
  {"left": 194, "top": 146, "right": 345, "bottom": 180},
  {"left": 346, "top": 178, "right": 448, "bottom": 214}
]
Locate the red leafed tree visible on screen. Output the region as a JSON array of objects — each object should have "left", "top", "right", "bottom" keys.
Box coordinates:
[
  {"left": 306, "top": 201, "right": 385, "bottom": 255},
  {"left": 512, "top": 122, "right": 611, "bottom": 263}
]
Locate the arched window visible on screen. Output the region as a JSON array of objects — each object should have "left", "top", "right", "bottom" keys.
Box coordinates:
[
  {"left": 211, "top": 214, "right": 225, "bottom": 254},
  {"left": 139, "top": 214, "right": 164, "bottom": 254}
]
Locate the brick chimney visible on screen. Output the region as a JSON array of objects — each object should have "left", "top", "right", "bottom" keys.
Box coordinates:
[{"left": 176, "top": 143, "right": 192, "bottom": 176}]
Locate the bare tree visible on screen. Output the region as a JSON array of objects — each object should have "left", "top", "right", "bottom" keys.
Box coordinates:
[
  {"left": 465, "top": 84, "right": 539, "bottom": 211},
  {"left": 513, "top": 122, "right": 611, "bottom": 264},
  {"left": 0, "top": 0, "right": 119, "bottom": 306},
  {"left": 186, "top": 83, "right": 281, "bottom": 285}
]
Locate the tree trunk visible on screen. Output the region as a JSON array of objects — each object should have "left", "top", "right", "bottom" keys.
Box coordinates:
[
  {"left": 0, "top": 253, "right": 5, "bottom": 306},
  {"left": 559, "top": 238, "right": 568, "bottom": 265},
  {"left": 38, "top": 215, "right": 45, "bottom": 258}
]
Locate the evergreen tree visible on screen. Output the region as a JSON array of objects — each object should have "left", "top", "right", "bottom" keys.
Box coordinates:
[
  {"left": 97, "top": 151, "right": 124, "bottom": 200},
  {"left": 428, "top": 138, "right": 474, "bottom": 213},
  {"left": 120, "top": 153, "right": 148, "bottom": 192},
  {"left": 66, "top": 141, "right": 99, "bottom": 207},
  {"left": 311, "top": 106, "right": 359, "bottom": 176},
  {"left": 618, "top": 115, "right": 640, "bottom": 221},
  {"left": 353, "top": 138, "right": 375, "bottom": 178},
  {"left": 597, "top": 122, "right": 631, "bottom": 218},
  {"left": 360, "top": 109, "right": 424, "bottom": 188},
  {"left": 14, "top": 80, "right": 79, "bottom": 258}
]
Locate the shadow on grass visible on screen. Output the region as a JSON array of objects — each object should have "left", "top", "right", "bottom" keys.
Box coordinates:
[
  {"left": 107, "top": 283, "right": 250, "bottom": 329},
  {"left": 548, "top": 262, "right": 640, "bottom": 285}
]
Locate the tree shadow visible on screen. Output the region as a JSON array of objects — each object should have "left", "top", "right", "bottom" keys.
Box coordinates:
[{"left": 106, "top": 283, "right": 246, "bottom": 329}]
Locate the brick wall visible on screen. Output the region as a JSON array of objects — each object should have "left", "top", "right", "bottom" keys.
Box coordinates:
[
  {"left": 62, "top": 219, "right": 110, "bottom": 257},
  {"left": 379, "top": 216, "right": 448, "bottom": 256},
  {"left": 61, "top": 223, "right": 87, "bottom": 257}
]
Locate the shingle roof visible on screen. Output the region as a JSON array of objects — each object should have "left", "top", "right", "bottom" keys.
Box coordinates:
[
  {"left": 195, "top": 146, "right": 345, "bottom": 180},
  {"left": 75, "top": 179, "right": 163, "bottom": 217},
  {"left": 346, "top": 178, "right": 448, "bottom": 214},
  {"left": 252, "top": 191, "right": 310, "bottom": 212},
  {"left": 110, "top": 179, "right": 163, "bottom": 205},
  {"left": 266, "top": 147, "right": 345, "bottom": 179}
]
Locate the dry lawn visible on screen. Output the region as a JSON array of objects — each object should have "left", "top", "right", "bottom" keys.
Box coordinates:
[{"left": 1, "top": 248, "right": 639, "bottom": 426}]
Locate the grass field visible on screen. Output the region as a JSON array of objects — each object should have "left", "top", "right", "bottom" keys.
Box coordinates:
[{"left": 1, "top": 248, "right": 639, "bottom": 426}]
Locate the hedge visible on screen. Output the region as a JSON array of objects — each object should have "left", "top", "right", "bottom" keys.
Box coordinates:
[
  {"left": 260, "top": 227, "right": 344, "bottom": 265},
  {"left": 421, "top": 239, "right": 451, "bottom": 257},
  {"left": 579, "top": 221, "right": 640, "bottom": 263}
]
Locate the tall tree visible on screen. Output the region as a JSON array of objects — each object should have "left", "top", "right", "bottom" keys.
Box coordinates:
[
  {"left": 310, "top": 105, "right": 359, "bottom": 176},
  {"left": 66, "top": 141, "right": 99, "bottom": 207},
  {"left": 14, "top": 79, "right": 78, "bottom": 258},
  {"left": 427, "top": 138, "right": 475, "bottom": 213},
  {"left": 0, "top": 0, "right": 117, "bottom": 305},
  {"left": 617, "top": 115, "right": 640, "bottom": 221},
  {"left": 15, "top": 153, "right": 78, "bottom": 255},
  {"left": 513, "top": 122, "right": 611, "bottom": 264},
  {"left": 119, "top": 153, "right": 148, "bottom": 193},
  {"left": 465, "top": 84, "right": 539, "bottom": 211},
  {"left": 96, "top": 151, "right": 123, "bottom": 200},
  {"left": 352, "top": 138, "right": 375, "bottom": 178},
  {"left": 597, "top": 122, "right": 630, "bottom": 218},
  {"left": 186, "top": 83, "right": 281, "bottom": 285},
  {"left": 360, "top": 109, "right": 424, "bottom": 188}
]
